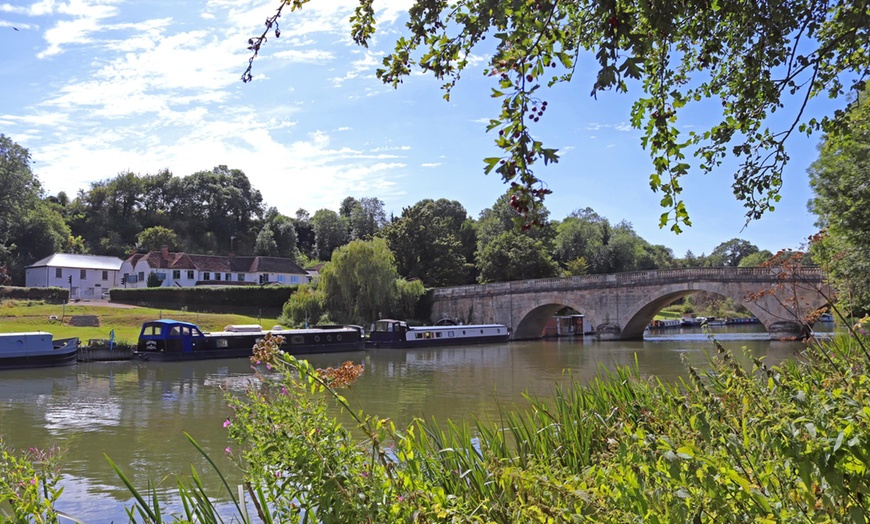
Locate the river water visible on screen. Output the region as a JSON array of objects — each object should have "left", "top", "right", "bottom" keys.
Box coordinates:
[{"left": 0, "top": 325, "right": 828, "bottom": 522}]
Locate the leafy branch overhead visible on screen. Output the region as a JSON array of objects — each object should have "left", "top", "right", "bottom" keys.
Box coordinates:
[{"left": 245, "top": 0, "right": 869, "bottom": 232}]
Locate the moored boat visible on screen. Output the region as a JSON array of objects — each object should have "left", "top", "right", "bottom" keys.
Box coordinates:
[
  {"left": 0, "top": 332, "right": 79, "bottom": 370},
  {"left": 135, "top": 319, "right": 366, "bottom": 361},
  {"left": 366, "top": 319, "right": 510, "bottom": 349}
]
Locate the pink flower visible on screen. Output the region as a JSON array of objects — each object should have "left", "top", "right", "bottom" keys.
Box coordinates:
[
  {"left": 223, "top": 419, "right": 231, "bottom": 428},
  {"left": 281, "top": 387, "right": 287, "bottom": 395},
  {"left": 225, "top": 447, "right": 232, "bottom": 454}
]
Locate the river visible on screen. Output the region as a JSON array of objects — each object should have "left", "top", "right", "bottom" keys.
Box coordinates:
[{"left": 0, "top": 324, "right": 830, "bottom": 522}]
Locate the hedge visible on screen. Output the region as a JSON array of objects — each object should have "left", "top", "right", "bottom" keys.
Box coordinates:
[
  {"left": 0, "top": 286, "right": 69, "bottom": 303},
  {"left": 110, "top": 285, "right": 296, "bottom": 315}
]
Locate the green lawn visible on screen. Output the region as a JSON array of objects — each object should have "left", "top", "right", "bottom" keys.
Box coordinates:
[{"left": 0, "top": 300, "right": 281, "bottom": 346}]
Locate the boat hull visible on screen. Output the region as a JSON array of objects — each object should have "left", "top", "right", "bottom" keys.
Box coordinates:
[
  {"left": 0, "top": 335, "right": 79, "bottom": 370},
  {"left": 366, "top": 333, "right": 509, "bottom": 349},
  {"left": 136, "top": 339, "right": 366, "bottom": 361}
]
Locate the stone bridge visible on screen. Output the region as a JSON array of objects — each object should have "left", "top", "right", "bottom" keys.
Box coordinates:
[{"left": 429, "top": 267, "right": 830, "bottom": 340}]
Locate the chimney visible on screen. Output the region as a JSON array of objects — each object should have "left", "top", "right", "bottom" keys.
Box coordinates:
[{"left": 161, "top": 245, "right": 169, "bottom": 261}]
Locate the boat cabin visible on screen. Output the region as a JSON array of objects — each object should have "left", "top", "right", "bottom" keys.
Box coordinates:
[{"left": 139, "top": 320, "right": 208, "bottom": 354}]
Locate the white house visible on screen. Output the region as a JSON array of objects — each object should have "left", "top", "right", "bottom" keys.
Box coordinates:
[
  {"left": 25, "top": 253, "right": 125, "bottom": 299},
  {"left": 119, "top": 246, "right": 310, "bottom": 288}
]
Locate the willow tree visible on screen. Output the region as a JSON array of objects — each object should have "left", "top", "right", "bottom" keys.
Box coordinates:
[
  {"left": 246, "top": 0, "right": 868, "bottom": 232},
  {"left": 319, "top": 237, "right": 402, "bottom": 324}
]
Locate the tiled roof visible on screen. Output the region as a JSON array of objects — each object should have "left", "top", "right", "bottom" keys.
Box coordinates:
[
  {"left": 27, "top": 253, "right": 124, "bottom": 270},
  {"left": 126, "top": 251, "right": 305, "bottom": 274}
]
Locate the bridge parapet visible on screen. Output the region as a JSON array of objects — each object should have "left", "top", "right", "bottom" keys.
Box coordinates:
[{"left": 432, "top": 267, "right": 825, "bottom": 299}]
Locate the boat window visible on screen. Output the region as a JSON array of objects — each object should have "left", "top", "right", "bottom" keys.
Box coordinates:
[
  {"left": 481, "top": 329, "right": 484, "bottom": 334},
  {"left": 170, "top": 326, "right": 181, "bottom": 336},
  {"left": 462, "top": 330, "right": 466, "bottom": 335},
  {"left": 337, "top": 334, "right": 342, "bottom": 341},
  {"left": 143, "top": 324, "right": 164, "bottom": 336},
  {"left": 436, "top": 332, "right": 442, "bottom": 338},
  {"left": 314, "top": 335, "right": 321, "bottom": 342},
  {"left": 415, "top": 333, "right": 423, "bottom": 339},
  {"left": 216, "top": 339, "right": 228, "bottom": 348},
  {"left": 327, "top": 335, "right": 332, "bottom": 342},
  {"left": 291, "top": 335, "right": 305, "bottom": 344},
  {"left": 448, "top": 331, "right": 454, "bottom": 337}
]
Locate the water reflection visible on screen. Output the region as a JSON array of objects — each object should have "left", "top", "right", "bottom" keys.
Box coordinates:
[{"left": 0, "top": 328, "right": 819, "bottom": 522}]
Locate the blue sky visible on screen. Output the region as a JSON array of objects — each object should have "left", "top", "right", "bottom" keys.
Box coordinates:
[{"left": 0, "top": 0, "right": 845, "bottom": 257}]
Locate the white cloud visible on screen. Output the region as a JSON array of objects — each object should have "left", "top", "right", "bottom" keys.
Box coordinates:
[
  {"left": 421, "top": 162, "right": 441, "bottom": 168},
  {"left": 37, "top": 0, "right": 121, "bottom": 57},
  {"left": 0, "top": 20, "right": 36, "bottom": 29},
  {"left": 272, "top": 48, "right": 334, "bottom": 63}
]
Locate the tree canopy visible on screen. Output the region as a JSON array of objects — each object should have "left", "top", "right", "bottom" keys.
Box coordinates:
[
  {"left": 0, "top": 134, "right": 69, "bottom": 282},
  {"left": 248, "top": 0, "right": 868, "bottom": 232},
  {"left": 808, "top": 89, "right": 870, "bottom": 314}
]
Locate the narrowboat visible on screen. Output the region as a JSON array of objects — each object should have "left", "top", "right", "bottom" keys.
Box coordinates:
[
  {"left": 0, "top": 332, "right": 79, "bottom": 370},
  {"left": 135, "top": 319, "right": 366, "bottom": 361},
  {"left": 366, "top": 319, "right": 510, "bottom": 349}
]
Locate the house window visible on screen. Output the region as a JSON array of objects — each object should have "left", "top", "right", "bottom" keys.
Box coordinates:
[
  {"left": 102, "top": 270, "right": 108, "bottom": 280},
  {"left": 138, "top": 272, "right": 144, "bottom": 282},
  {"left": 172, "top": 270, "right": 180, "bottom": 279},
  {"left": 187, "top": 270, "right": 194, "bottom": 280},
  {"left": 225, "top": 273, "right": 231, "bottom": 281},
  {"left": 55, "top": 268, "right": 62, "bottom": 278},
  {"left": 290, "top": 275, "right": 299, "bottom": 284},
  {"left": 237, "top": 274, "right": 245, "bottom": 282},
  {"left": 215, "top": 273, "right": 221, "bottom": 281},
  {"left": 277, "top": 275, "right": 285, "bottom": 283},
  {"left": 203, "top": 272, "right": 210, "bottom": 281},
  {"left": 80, "top": 269, "right": 87, "bottom": 279}
]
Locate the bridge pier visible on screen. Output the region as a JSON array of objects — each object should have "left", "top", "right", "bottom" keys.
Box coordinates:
[
  {"left": 767, "top": 321, "right": 812, "bottom": 341},
  {"left": 595, "top": 323, "right": 624, "bottom": 341}
]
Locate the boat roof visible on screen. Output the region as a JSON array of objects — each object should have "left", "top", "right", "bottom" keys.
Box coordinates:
[
  {"left": 142, "top": 319, "right": 196, "bottom": 327},
  {"left": 407, "top": 323, "right": 508, "bottom": 330}
]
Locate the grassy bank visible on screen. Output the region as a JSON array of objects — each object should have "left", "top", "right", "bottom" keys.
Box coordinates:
[{"left": 0, "top": 300, "right": 280, "bottom": 344}]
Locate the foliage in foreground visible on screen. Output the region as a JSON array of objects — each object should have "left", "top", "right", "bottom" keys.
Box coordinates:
[
  {"left": 247, "top": 1, "right": 868, "bottom": 231},
  {"left": 6, "top": 326, "right": 870, "bottom": 522}
]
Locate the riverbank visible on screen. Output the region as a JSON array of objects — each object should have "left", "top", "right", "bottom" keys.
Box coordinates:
[{"left": 0, "top": 299, "right": 280, "bottom": 343}]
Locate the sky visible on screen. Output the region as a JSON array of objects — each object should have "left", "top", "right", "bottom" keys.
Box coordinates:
[{"left": 0, "top": 0, "right": 848, "bottom": 257}]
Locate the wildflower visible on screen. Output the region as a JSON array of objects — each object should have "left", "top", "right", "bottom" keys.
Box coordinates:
[
  {"left": 225, "top": 447, "right": 232, "bottom": 454},
  {"left": 281, "top": 387, "right": 287, "bottom": 395},
  {"left": 223, "top": 418, "right": 231, "bottom": 428}
]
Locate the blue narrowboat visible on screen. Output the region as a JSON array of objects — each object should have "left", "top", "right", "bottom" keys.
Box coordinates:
[{"left": 135, "top": 319, "right": 365, "bottom": 361}]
